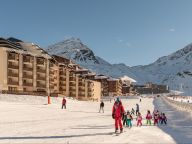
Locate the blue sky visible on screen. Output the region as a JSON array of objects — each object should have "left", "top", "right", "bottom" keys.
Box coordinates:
[{"left": 1, "top": 0, "right": 192, "bottom": 66}]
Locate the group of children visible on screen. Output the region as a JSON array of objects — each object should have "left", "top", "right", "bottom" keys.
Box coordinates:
[{"left": 122, "top": 108, "right": 167, "bottom": 128}]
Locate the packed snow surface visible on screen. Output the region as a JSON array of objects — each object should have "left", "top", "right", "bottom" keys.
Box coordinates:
[{"left": 0, "top": 94, "right": 191, "bottom": 143}]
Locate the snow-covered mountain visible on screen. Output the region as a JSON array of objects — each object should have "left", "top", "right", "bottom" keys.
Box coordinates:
[
  {"left": 47, "top": 38, "right": 99, "bottom": 64},
  {"left": 47, "top": 38, "right": 192, "bottom": 95},
  {"left": 47, "top": 37, "right": 138, "bottom": 79},
  {"left": 132, "top": 43, "right": 192, "bottom": 95}
]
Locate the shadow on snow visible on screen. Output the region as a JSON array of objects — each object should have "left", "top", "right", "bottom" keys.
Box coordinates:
[
  {"left": 0, "top": 132, "right": 114, "bottom": 140},
  {"left": 153, "top": 97, "right": 192, "bottom": 143}
]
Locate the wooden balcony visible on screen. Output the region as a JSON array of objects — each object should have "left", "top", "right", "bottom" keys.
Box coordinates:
[
  {"left": 59, "top": 87, "right": 66, "bottom": 91},
  {"left": 49, "top": 70, "right": 54, "bottom": 75},
  {"left": 69, "top": 87, "right": 76, "bottom": 91},
  {"left": 69, "top": 83, "right": 76, "bottom": 87},
  {"left": 79, "top": 94, "right": 85, "bottom": 97},
  {"left": 79, "top": 88, "right": 85, "bottom": 91},
  {"left": 60, "top": 77, "right": 66, "bottom": 81},
  {"left": 37, "top": 75, "right": 46, "bottom": 81},
  {"left": 8, "top": 81, "right": 19, "bottom": 85},
  {"left": 36, "top": 58, "right": 45, "bottom": 66},
  {"left": 37, "top": 83, "right": 46, "bottom": 88},
  {"left": 8, "top": 72, "right": 18, "bottom": 77},
  {"left": 23, "top": 65, "right": 33, "bottom": 71},
  {"left": 59, "top": 71, "right": 66, "bottom": 75},
  {"left": 23, "top": 74, "right": 33, "bottom": 79},
  {"left": 8, "top": 54, "right": 19, "bottom": 61},
  {"left": 8, "top": 64, "right": 19, "bottom": 69},
  {"left": 69, "top": 77, "right": 76, "bottom": 81},
  {"left": 23, "top": 82, "right": 33, "bottom": 87},
  {"left": 50, "top": 85, "right": 54, "bottom": 89},
  {"left": 37, "top": 67, "right": 46, "bottom": 73},
  {"left": 23, "top": 55, "right": 33, "bottom": 63}
]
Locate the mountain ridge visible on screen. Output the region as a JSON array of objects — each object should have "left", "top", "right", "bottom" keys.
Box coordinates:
[{"left": 46, "top": 37, "right": 192, "bottom": 95}]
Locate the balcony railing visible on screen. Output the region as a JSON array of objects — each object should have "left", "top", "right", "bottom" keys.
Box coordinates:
[
  {"left": 50, "top": 85, "right": 54, "bottom": 89},
  {"left": 59, "top": 87, "right": 66, "bottom": 91},
  {"left": 37, "top": 67, "right": 46, "bottom": 73},
  {"left": 60, "top": 77, "right": 66, "bottom": 81},
  {"left": 8, "top": 81, "right": 19, "bottom": 85},
  {"left": 37, "top": 59, "right": 45, "bottom": 66},
  {"left": 79, "top": 83, "right": 85, "bottom": 87},
  {"left": 69, "top": 77, "right": 76, "bottom": 81},
  {"left": 23, "top": 82, "right": 33, "bottom": 87},
  {"left": 49, "top": 78, "right": 55, "bottom": 81},
  {"left": 23, "top": 56, "right": 33, "bottom": 63},
  {"left": 79, "top": 88, "right": 85, "bottom": 91},
  {"left": 79, "top": 95, "right": 85, "bottom": 97},
  {"left": 49, "top": 71, "right": 54, "bottom": 75},
  {"left": 37, "top": 76, "right": 46, "bottom": 81},
  {"left": 37, "top": 83, "right": 46, "bottom": 88},
  {"left": 23, "top": 74, "right": 33, "bottom": 79},
  {"left": 69, "top": 83, "right": 76, "bottom": 87},
  {"left": 59, "top": 71, "right": 66, "bottom": 75},
  {"left": 8, "top": 63, "right": 19, "bottom": 69},
  {"left": 69, "top": 87, "right": 76, "bottom": 91},
  {"left": 23, "top": 66, "right": 33, "bottom": 71},
  {"left": 8, "top": 54, "right": 19, "bottom": 61},
  {"left": 8, "top": 72, "right": 18, "bottom": 77}
]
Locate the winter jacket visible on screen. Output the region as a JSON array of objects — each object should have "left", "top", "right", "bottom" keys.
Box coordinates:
[
  {"left": 127, "top": 114, "right": 133, "bottom": 120},
  {"left": 137, "top": 115, "right": 142, "bottom": 121},
  {"left": 146, "top": 114, "right": 152, "bottom": 119},
  {"left": 112, "top": 101, "right": 125, "bottom": 119},
  {"left": 62, "top": 98, "right": 66, "bottom": 104}
]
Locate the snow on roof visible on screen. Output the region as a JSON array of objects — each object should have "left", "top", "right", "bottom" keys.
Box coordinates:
[
  {"left": 94, "top": 75, "right": 108, "bottom": 79},
  {"left": 170, "top": 90, "right": 184, "bottom": 95},
  {"left": 120, "top": 75, "right": 137, "bottom": 82},
  {"left": 107, "top": 78, "right": 119, "bottom": 81}
]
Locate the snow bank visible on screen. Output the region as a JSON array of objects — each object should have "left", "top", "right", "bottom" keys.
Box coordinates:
[{"left": 164, "top": 96, "right": 192, "bottom": 112}]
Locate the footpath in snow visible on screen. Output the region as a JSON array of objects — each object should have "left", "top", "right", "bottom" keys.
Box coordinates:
[{"left": 0, "top": 94, "right": 191, "bottom": 143}]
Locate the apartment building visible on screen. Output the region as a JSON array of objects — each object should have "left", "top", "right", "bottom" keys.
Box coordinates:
[
  {"left": 0, "top": 38, "right": 58, "bottom": 95},
  {"left": 94, "top": 75, "right": 109, "bottom": 96},
  {"left": 108, "top": 78, "right": 122, "bottom": 96},
  {"left": 53, "top": 55, "right": 101, "bottom": 101}
]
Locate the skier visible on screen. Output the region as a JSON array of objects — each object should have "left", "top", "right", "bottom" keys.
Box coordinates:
[
  {"left": 62, "top": 97, "right": 66, "bottom": 109},
  {"left": 126, "top": 111, "right": 133, "bottom": 128},
  {"left": 99, "top": 100, "right": 104, "bottom": 113},
  {"left": 146, "top": 110, "right": 152, "bottom": 125},
  {"left": 131, "top": 108, "right": 135, "bottom": 115},
  {"left": 153, "top": 110, "right": 159, "bottom": 125},
  {"left": 136, "top": 112, "right": 142, "bottom": 127},
  {"left": 161, "top": 113, "right": 167, "bottom": 125},
  {"left": 112, "top": 97, "right": 125, "bottom": 133},
  {"left": 136, "top": 103, "right": 140, "bottom": 116}
]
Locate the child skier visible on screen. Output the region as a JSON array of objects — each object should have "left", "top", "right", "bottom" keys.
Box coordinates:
[
  {"left": 137, "top": 112, "right": 142, "bottom": 127},
  {"left": 161, "top": 113, "right": 167, "bottom": 125},
  {"left": 131, "top": 108, "right": 135, "bottom": 115},
  {"left": 146, "top": 110, "right": 152, "bottom": 125},
  {"left": 126, "top": 111, "right": 133, "bottom": 128},
  {"left": 153, "top": 110, "right": 159, "bottom": 125}
]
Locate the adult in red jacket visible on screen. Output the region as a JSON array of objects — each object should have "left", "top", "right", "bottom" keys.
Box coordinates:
[{"left": 112, "top": 97, "right": 125, "bottom": 133}]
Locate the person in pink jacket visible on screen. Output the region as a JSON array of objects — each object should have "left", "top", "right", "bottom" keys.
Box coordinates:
[
  {"left": 146, "top": 110, "right": 152, "bottom": 125},
  {"left": 137, "top": 112, "right": 142, "bottom": 126},
  {"left": 112, "top": 97, "right": 125, "bottom": 133}
]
